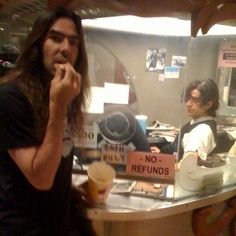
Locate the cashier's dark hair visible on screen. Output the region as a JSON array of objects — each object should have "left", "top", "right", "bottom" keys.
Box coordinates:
[
  {"left": 0, "top": 7, "right": 90, "bottom": 140},
  {"left": 184, "top": 79, "right": 219, "bottom": 117}
]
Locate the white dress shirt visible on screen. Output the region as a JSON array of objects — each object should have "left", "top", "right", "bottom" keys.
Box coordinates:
[{"left": 182, "top": 116, "right": 216, "bottom": 160}]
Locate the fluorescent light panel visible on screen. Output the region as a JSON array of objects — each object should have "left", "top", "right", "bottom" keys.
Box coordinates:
[{"left": 82, "top": 16, "right": 236, "bottom": 36}]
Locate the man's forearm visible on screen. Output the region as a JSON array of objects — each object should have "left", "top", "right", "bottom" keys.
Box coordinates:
[
  {"left": 9, "top": 104, "right": 67, "bottom": 190},
  {"left": 30, "top": 103, "right": 67, "bottom": 188}
]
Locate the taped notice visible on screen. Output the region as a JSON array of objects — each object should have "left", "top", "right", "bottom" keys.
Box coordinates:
[
  {"left": 164, "top": 66, "right": 179, "bottom": 79},
  {"left": 218, "top": 41, "right": 236, "bottom": 68},
  {"left": 74, "top": 124, "right": 97, "bottom": 149}
]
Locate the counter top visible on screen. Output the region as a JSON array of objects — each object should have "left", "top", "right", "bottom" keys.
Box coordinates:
[
  {"left": 86, "top": 184, "right": 236, "bottom": 221},
  {"left": 72, "top": 174, "right": 236, "bottom": 222}
]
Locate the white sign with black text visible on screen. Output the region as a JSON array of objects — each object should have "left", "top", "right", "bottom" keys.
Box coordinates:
[
  {"left": 74, "top": 124, "right": 98, "bottom": 149},
  {"left": 101, "top": 143, "right": 129, "bottom": 165}
]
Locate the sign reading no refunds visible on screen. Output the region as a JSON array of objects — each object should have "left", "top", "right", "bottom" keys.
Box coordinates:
[{"left": 126, "top": 151, "right": 175, "bottom": 180}]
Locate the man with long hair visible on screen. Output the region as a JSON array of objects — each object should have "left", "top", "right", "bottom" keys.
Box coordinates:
[
  {"left": 0, "top": 7, "right": 95, "bottom": 235},
  {"left": 151, "top": 79, "right": 219, "bottom": 161}
]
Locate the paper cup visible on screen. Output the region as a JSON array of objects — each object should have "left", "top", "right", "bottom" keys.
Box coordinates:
[
  {"left": 135, "top": 115, "right": 148, "bottom": 134},
  {"left": 87, "top": 161, "right": 116, "bottom": 204}
]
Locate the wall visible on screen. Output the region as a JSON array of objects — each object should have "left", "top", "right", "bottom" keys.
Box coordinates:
[{"left": 85, "top": 29, "right": 224, "bottom": 127}]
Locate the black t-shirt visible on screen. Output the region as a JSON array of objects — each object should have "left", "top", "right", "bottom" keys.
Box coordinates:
[{"left": 0, "top": 83, "right": 74, "bottom": 236}]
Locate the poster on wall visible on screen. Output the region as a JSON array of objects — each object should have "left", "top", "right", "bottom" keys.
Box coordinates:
[
  {"left": 145, "top": 48, "right": 166, "bottom": 72},
  {"left": 171, "top": 55, "right": 187, "bottom": 68},
  {"left": 218, "top": 41, "right": 236, "bottom": 67},
  {"left": 164, "top": 66, "right": 180, "bottom": 79}
]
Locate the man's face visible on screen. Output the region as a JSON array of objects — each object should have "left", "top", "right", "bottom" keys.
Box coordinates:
[
  {"left": 42, "top": 17, "right": 79, "bottom": 76},
  {"left": 185, "top": 89, "right": 211, "bottom": 119}
]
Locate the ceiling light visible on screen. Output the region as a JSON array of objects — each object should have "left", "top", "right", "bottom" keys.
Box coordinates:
[{"left": 82, "top": 15, "right": 236, "bottom": 36}]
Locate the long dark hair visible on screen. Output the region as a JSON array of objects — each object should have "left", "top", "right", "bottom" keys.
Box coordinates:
[
  {"left": 185, "top": 79, "right": 219, "bottom": 117},
  {"left": 1, "top": 7, "right": 90, "bottom": 140}
]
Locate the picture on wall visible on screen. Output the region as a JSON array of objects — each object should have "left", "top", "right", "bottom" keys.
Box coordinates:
[
  {"left": 146, "top": 48, "right": 166, "bottom": 72},
  {"left": 171, "top": 55, "right": 187, "bottom": 68}
]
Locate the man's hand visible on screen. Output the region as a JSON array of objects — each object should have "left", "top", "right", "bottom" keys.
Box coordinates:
[
  {"left": 151, "top": 146, "right": 160, "bottom": 153},
  {"left": 50, "top": 63, "right": 81, "bottom": 110},
  {"left": 72, "top": 183, "right": 94, "bottom": 207}
]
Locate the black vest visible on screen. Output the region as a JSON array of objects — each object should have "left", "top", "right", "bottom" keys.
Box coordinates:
[{"left": 161, "top": 119, "right": 217, "bottom": 160}]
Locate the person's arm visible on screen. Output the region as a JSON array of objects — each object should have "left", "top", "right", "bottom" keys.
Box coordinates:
[
  {"left": 8, "top": 63, "right": 81, "bottom": 190},
  {"left": 151, "top": 146, "right": 160, "bottom": 153}
]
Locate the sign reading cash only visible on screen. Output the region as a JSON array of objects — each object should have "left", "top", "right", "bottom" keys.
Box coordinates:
[
  {"left": 126, "top": 151, "right": 175, "bottom": 180},
  {"left": 101, "top": 143, "right": 129, "bottom": 165}
]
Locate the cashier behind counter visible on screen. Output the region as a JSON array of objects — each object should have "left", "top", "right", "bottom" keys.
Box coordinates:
[
  {"left": 74, "top": 105, "right": 151, "bottom": 167},
  {"left": 151, "top": 79, "right": 222, "bottom": 162}
]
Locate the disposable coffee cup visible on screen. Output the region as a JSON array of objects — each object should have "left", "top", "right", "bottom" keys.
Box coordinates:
[
  {"left": 87, "top": 161, "right": 116, "bottom": 204},
  {"left": 135, "top": 115, "right": 148, "bottom": 134}
]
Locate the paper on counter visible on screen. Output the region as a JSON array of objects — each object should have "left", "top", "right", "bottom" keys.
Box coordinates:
[
  {"left": 222, "top": 126, "right": 236, "bottom": 139},
  {"left": 225, "top": 129, "right": 236, "bottom": 139}
]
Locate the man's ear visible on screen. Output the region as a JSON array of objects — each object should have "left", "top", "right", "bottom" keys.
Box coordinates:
[{"left": 205, "top": 101, "right": 213, "bottom": 110}]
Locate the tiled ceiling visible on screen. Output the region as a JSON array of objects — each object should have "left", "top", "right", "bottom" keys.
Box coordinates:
[
  {"left": 1, "top": 0, "right": 236, "bottom": 36},
  {"left": 0, "top": 0, "right": 47, "bottom": 26},
  {"left": 0, "top": 0, "right": 48, "bottom": 27},
  {"left": 0, "top": 0, "right": 117, "bottom": 28}
]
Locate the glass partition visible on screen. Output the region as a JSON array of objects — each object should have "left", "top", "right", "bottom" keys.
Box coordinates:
[
  {"left": 72, "top": 17, "right": 236, "bottom": 201},
  {"left": 73, "top": 17, "right": 192, "bottom": 200}
]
